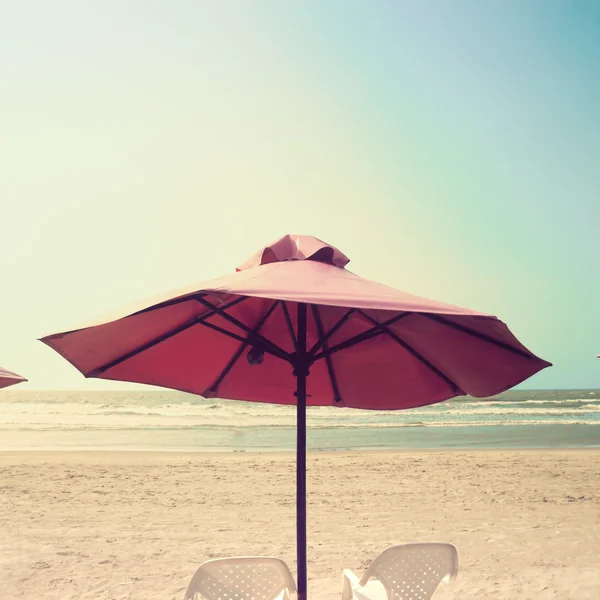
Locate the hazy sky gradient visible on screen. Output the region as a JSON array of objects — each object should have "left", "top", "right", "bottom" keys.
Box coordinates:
[{"left": 1, "top": 1, "right": 599, "bottom": 390}]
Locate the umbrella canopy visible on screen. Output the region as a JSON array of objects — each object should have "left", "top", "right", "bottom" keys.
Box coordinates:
[
  {"left": 0, "top": 366, "right": 27, "bottom": 389},
  {"left": 41, "top": 234, "right": 549, "bottom": 408},
  {"left": 40, "top": 234, "right": 551, "bottom": 599}
]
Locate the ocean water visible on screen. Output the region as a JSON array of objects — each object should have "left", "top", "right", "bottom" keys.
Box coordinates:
[{"left": 0, "top": 389, "right": 599, "bottom": 451}]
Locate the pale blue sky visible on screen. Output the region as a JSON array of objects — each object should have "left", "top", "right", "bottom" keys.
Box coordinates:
[{"left": 1, "top": 1, "right": 599, "bottom": 390}]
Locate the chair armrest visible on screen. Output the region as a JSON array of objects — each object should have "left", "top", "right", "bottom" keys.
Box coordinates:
[
  {"left": 342, "top": 569, "right": 361, "bottom": 600},
  {"left": 342, "top": 570, "right": 388, "bottom": 600}
]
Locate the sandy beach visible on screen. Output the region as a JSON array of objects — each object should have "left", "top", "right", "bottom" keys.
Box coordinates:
[{"left": 1, "top": 450, "right": 599, "bottom": 599}]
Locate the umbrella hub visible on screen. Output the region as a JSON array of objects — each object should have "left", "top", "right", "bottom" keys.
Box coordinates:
[{"left": 292, "top": 361, "right": 310, "bottom": 378}]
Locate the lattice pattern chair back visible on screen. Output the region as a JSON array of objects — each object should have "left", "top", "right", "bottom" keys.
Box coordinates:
[
  {"left": 360, "top": 543, "right": 458, "bottom": 600},
  {"left": 184, "top": 557, "right": 297, "bottom": 600}
]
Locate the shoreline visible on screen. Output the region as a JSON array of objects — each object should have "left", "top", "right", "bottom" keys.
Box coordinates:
[{"left": 1, "top": 446, "right": 600, "bottom": 460}]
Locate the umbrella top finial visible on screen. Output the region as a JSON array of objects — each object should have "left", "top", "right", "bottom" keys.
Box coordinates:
[{"left": 237, "top": 234, "right": 350, "bottom": 271}]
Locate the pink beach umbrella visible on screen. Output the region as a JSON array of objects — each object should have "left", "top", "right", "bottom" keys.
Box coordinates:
[
  {"left": 0, "top": 366, "right": 27, "bottom": 389},
  {"left": 40, "top": 234, "right": 550, "bottom": 600}
]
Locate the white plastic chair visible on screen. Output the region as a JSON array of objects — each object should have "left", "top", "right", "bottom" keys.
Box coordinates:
[
  {"left": 184, "top": 556, "right": 298, "bottom": 600},
  {"left": 341, "top": 543, "right": 458, "bottom": 600}
]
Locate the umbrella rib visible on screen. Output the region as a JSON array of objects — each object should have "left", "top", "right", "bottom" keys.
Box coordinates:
[
  {"left": 88, "top": 319, "right": 199, "bottom": 376},
  {"left": 422, "top": 313, "right": 535, "bottom": 359},
  {"left": 357, "top": 310, "right": 464, "bottom": 394},
  {"left": 194, "top": 297, "right": 292, "bottom": 363},
  {"left": 308, "top": 308, "right": 356, "bottom": 355},
  {"left": 310, "top": 312, "right": 412, "bottom": 362},
  {"left": 197, "top": 320, "right": 288, "bottom": 362},
  {"left": 204, "top": 300, "right": 281, "bottom": 396},
  {"left": 281, "top": 302, "right": 299, "bottom": 353},
  {"left": 311, "top": 305, "right": 343, "bottom": 405},
  {"left": 87, "top": 296, "right": 256, "bottom": 376}
]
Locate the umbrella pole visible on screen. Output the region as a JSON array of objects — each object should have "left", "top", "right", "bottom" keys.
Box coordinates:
[{"left": 296, "top": 302, "right": 308, "bottom": 600}]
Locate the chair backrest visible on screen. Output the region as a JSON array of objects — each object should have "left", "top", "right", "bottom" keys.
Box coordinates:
[
  {"left": 360, "top": 543, "right": 458, "bottom": 600},
  {"left": 184, "top": 556, "right": 297, "bottom": 600}
]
